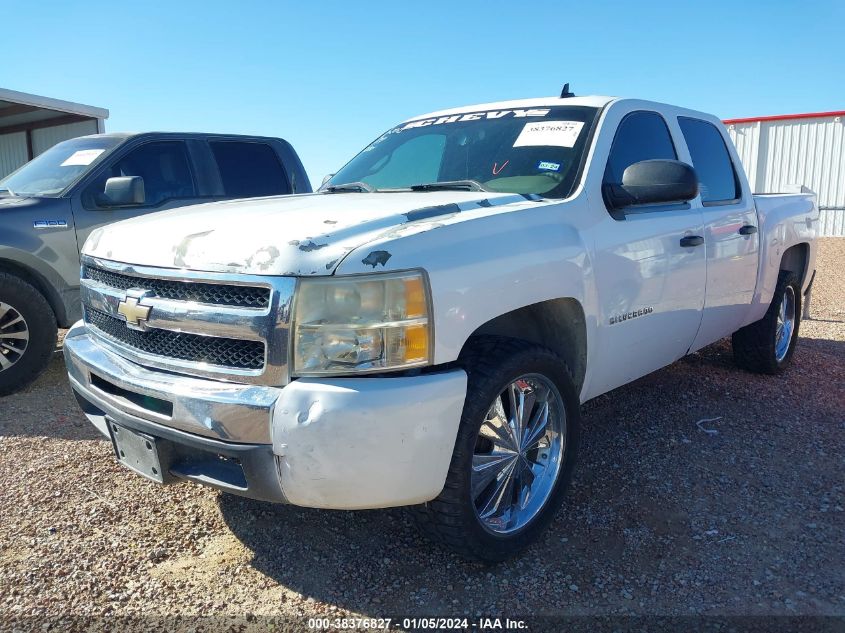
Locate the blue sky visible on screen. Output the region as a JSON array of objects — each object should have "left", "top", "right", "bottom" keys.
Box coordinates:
[{"left": 3, "top": 1, "right": 843, "bottom": 185}]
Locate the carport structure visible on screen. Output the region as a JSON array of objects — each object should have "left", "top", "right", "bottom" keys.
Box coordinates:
[{"left": 0, "top": 88, "right": 109, "bottom": 178}]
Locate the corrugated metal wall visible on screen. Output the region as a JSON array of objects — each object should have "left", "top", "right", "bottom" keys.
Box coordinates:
[
  {"left": 31, "top": 119, "right": 99, "bottom": 156},
  {"left": 0, "top": 119, "right": 101, "bottom": 180},
  {"left": 0, "top": 132, "right": 28, "bottom": 177},
  {"left": 726, "top": 114, "right": 845, "bottom": 236}
]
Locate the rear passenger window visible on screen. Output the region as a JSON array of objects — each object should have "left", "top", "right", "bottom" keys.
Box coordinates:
[
  {"left": 604, "top": 111, "right": 676, "bottom": 184},
  {"left": 678, "top": 118, "right": 740, "bottom": 204},
  {"left": 210, "top": 141, "right": 290, "bottom": 198}
]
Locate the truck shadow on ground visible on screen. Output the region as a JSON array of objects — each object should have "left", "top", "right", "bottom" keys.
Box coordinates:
[{"left": 218, "top": 334, "right": 844, "bottom": 615}]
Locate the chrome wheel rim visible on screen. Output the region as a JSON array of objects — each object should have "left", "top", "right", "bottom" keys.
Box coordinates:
[
  {"left": 471, "top": 373, "right": 566, "bottom": 535},
  {"left": 0, "top": 302, "right": 29, "bottom": 372},
  {"left": 775, "top": 286, "right": 796, "bottom": 362}
]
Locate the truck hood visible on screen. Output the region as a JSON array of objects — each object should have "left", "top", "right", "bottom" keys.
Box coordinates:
[
  {"left": 83, "top": 191, "right": 542, "bottom": 275},
  {"left": 0, "top": 195, "right": 38, "bottom": 208}
]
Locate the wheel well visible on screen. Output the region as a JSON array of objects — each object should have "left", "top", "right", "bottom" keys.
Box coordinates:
[
  {"left": 0, "top": 259, "right": 64, "bottom": 325},
  {"left": 780, "top": 243, "right": 809, "bottom": 287},
  {"left": 463, "top": 298, "right": 587, "bottom": 394}
]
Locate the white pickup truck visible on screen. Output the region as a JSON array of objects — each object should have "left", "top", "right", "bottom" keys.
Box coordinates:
[{"left": 64, "top": 92, "right": 819, "bottom": 561}]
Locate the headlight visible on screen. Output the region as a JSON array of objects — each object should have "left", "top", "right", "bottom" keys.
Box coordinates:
[{"left": 291, "top": 270, "right": 432, "bottom": 376}]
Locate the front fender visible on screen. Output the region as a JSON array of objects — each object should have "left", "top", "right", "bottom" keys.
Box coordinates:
[
  {"left": 0, "top": 197, "right": 79, "bottom": 325},
  {"left": 336, "top": 198, "right": 591, "bottom": 365}
]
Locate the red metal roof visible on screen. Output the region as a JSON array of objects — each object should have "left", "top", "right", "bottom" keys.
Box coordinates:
[{"left": 723, "top": 110, "right": 845, "bottom": 125}]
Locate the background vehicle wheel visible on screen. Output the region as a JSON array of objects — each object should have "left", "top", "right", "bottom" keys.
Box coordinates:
[
  {"left": 0, "top": 273, "right": 57, "bottom": 397},
  {"left": 412, "top": 337, "right": 580, "bottom": 562},
  {"left": 732, "top": 271, "right": 801, "bottom": 375}
]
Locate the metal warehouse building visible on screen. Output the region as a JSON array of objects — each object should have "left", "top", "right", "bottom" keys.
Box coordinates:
[
  {"left": 725, "top": 110, "right": 845, "bottom": 236},
  {"left": 0, "top": 88, "right": 109, "bottom": 179}
]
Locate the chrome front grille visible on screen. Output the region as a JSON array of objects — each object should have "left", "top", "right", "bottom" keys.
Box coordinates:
[
  {"left": 79, "top": 256, "right": 295, "bottom": 385},
  {"left": 82, "top": 265, "right": 271, "bottom": 308},
  {"left": 85, "top": 307, "right": 265, "bottom": 370}
]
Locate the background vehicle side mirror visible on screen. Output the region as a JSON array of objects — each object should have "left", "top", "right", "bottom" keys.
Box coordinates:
[
  {"left": 102, "top": 176, "right": 145, "bottom": 207},
  {"left": 321, "top": 173, "right": 335, "bottom": 188},
  {"left": 604, "top": 159, "right": 698, "bottom": 212}
]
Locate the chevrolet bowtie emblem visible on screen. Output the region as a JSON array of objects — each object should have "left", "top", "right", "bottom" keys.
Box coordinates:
[{"left": 117, "top": 290, "right": 152, "bottom": 331}]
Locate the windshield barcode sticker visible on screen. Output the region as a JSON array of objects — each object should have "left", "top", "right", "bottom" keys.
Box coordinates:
[
  {"left": 513, "top": 121, "right": 584, "bottom": 148},
  {"left": 60, "top": 149, "right": 105, "bottom": 167}
]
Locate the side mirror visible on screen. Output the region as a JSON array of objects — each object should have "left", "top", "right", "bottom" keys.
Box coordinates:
[
  {"left": 604, "top": 160, "right": 698, "bottom": 211},
  {"left": 321, "top": 173, "right": 335, "bottom": 188},
  {"left": 102, "top": 176, "right": 145, "bottom": 207}
]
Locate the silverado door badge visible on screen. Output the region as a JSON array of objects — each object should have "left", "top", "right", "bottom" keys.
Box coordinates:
[{"left": 609, "top": 306, "right": 654, "bottom": 325}]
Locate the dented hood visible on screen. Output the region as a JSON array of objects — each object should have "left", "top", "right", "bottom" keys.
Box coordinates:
[{"left": 82, "top": 191, "right": 535, "bottom": 275}]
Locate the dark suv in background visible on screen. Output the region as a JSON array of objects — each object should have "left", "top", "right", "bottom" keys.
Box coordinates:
[{"left": 0, "top": 132, "right": 311, "bottom": 395}]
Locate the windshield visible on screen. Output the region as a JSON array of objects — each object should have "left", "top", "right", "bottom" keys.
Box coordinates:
[
  {"left": 0, "top": 136, "right": 123, "bottom": 197},
  {"left": 328, "top": 105, "right": 598, "bottom": 197}
]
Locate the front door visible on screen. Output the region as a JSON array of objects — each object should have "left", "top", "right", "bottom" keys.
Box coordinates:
[
  {"left": 71, "top": 140, "right": 200, "bottom": 250},
  {"left": 585, "top": 110, "right": 707, "bottom": 399}
]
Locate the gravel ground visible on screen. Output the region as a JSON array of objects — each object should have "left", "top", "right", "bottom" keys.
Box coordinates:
[{"left": 1, "top": 240, "right": 843, "bottom": 631}]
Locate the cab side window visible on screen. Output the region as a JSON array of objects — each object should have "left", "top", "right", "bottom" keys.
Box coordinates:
[
  {"left": 604, "top": 111, "right": 677, "bottom": 185},
  {"left": 85, "top": 141, "right": 196, "bottom": 208},
  {"left": 209, "top": 141, "right": 290, "bottom": 198},
  {"left": 678, "top": 117, "right": 740, "bottom": 204}
]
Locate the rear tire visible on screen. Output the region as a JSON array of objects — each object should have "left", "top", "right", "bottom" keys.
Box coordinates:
[
  {"left": 412, "top": 337, "right": 580, "bottom": 562},
  {"left": 732, "top": 271, "right": 801, "bottom": 374},
  {"left": 0, "top": 273, "right": 57, "bottom": 397}
]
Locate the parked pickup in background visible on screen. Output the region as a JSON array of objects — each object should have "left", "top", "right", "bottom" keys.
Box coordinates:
[
  {"left": 64, "top": 93, "right": 818, "bottom": 561},
  {"left": 0, "top": 132, "right": 310, "bottom": 395}
]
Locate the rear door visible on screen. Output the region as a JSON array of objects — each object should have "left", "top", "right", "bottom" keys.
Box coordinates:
[
  {"left": 71, "top": 139, "right": 202, "bottom": 249},
  {"left": 679, "top": 117, "right": 760, "bottom": 351},
  {"left": 586, "top": 108, "right": 706, "bottom": 397}
]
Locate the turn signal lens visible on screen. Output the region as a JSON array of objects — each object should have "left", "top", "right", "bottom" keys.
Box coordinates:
[
  {"left": 403, "top": 276, "right": 427, "bottom": 319},
  {"left": 400, "top": 323, "right": 429, "bottom": 364}
]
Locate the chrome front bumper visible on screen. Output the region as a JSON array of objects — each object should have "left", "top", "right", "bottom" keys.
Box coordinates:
[
  {"left": 64, "top": 322, "right": 279, "bottom": 445},
  {"left": 65, "top": 321, "right": 286, "bottom": 501},
  {"left": 64, "top": 321, "right": 469, "bottom": 509}
]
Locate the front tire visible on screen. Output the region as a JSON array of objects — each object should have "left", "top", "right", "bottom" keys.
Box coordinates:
[
  {"left": 0, "top": 274, "right": 57, "bottom": 397},
  {"left": 413, "top": 337, "right": 580, "bottom": 562},
  {"left": 732, "top": 271, "right": 801, "bottom": 374}
]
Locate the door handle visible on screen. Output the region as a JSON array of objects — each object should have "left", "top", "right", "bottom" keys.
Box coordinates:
[
  {"left": 680, "top": 235, "right": 704, "bottom": 247},
  {"left": 739, "top": 225, "right": 758, "bottom": 235}
]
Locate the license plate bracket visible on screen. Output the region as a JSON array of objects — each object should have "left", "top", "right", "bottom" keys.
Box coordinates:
[{"left": 108, "top": 420, "right": 166, "bottom": 484}]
